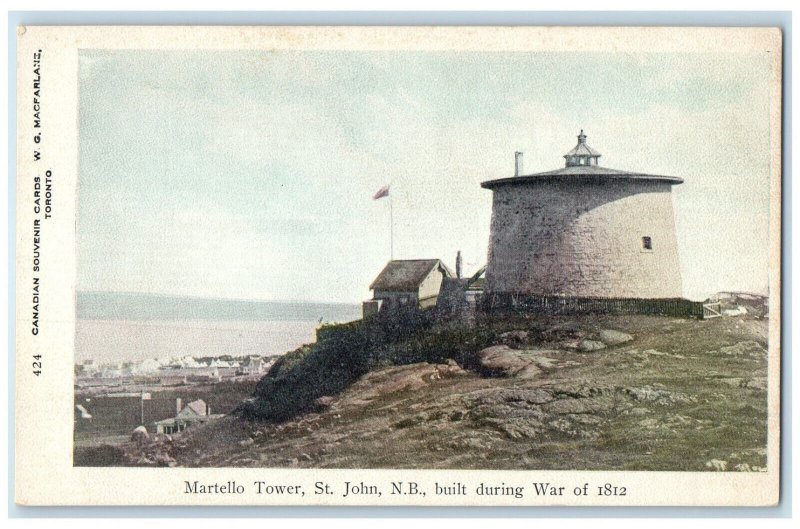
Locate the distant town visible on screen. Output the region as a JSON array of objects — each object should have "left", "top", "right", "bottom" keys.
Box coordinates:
[
  {"left": 74, "top": 353, "right": 280, "bottom": 454},
  {"left": 75, "top": 353, "right": 277, "bottom": 390}
]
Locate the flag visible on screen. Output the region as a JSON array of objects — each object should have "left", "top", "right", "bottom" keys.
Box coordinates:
[{"left": 372, "top": 184, "right": 390, "bottom": 200}]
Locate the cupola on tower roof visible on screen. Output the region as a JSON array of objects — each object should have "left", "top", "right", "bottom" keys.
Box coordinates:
[{"left": 564, "top": 130, "right": 601, "bottom": 167}]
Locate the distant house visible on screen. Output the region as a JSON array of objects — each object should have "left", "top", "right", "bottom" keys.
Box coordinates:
[
  {"left": 237, "top": 356, "right": 266, "bottom": 376},
  {"left": 365, "top": 259, "right": 454, "bottom": 316},
  {"left": 154, "top": 398, "right": 223, "bottom": 435},
  {"left": 185, "top": 367, "right": 222, "bottom": 383}
]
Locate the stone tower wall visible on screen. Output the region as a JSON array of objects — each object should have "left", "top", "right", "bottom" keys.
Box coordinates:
[{"left": 485, "top": 179, "right": 683, "bottom": 298}]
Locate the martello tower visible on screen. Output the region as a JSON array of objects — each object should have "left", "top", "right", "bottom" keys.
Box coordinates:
[{"left": 481, "top": 131, "right": 683, "bottom": 299}]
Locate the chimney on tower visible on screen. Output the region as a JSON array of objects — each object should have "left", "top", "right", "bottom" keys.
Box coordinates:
[
  {"left": 456, "top": 251, "right": 463, "bottom": 279},
  {"left": 514, "top": 151, "right": 523, "bottom": 177}
]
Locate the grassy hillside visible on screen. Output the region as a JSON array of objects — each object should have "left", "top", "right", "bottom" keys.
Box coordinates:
[{"left": 101, "top": 311, "right": 770, "bottom": 471}]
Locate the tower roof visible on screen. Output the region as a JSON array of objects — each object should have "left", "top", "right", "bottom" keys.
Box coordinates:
[
  {"left": 482, "top": 130, "right": 683, "bottom": 189},
  {"left": 564, "top": 130, "right": 601, "bottom": 159}
]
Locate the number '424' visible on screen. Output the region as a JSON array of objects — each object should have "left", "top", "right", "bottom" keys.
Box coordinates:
[{"left": 32, "top": 355, "right": 42, "bottom": 376}]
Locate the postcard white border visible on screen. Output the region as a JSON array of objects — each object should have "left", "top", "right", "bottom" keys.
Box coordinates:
[{"left": 13, "top": 25, "right": 783, "bottom": 507}]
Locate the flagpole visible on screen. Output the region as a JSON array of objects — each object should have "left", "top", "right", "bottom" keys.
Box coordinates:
[
  {"left": 373, "top": 183, "right": 393, "bottom": 260},
  {"left": 389, "top": 189, "right": 394, "bottom": 260}
]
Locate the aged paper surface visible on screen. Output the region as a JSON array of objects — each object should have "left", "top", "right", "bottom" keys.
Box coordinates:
[{"left": 14, "top": 25, "right": 782, "bottom": 506}]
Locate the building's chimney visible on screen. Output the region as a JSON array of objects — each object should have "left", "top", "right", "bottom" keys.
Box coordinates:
[
  {"left": 176, "top": 397, "right": 182, "bottom": 415},
  {"left": 514, "top": 151, "right": 523, "bottom": 176},
  {"left": 456, "top": 251, "right": 463, "bottom": 279}
]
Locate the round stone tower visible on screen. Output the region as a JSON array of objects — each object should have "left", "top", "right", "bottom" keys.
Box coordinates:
[{"left": 481, "top": 131, "right": 683, "bottom": 299}]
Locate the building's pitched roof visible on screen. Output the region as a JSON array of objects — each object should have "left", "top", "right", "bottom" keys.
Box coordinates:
[
  {"left": 467, "top": 277, "right": 486, "bottom": 291},
  {"left": 184, "top": 399, "right": 207, "bottom": 416},
  {"left": 439, "top": 261, "right": 456, "bottom": 278},
  {"left": 370, "top": 259, "right": 453, "bottom": 291}
]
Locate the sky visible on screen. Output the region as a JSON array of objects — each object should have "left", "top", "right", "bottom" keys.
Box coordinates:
[{"left": 77, "top": 49, "right": 774, "bottom": 303}]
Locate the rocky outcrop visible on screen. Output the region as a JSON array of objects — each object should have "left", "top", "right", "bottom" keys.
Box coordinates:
[
  {"left": 131, "top": 425, "right": 149, "bottom": 445},
  {"left": 718, "top": 341, "right": 767, "bottom": 358},
  {"left": 478, "top": 345, "right": 540, "bottom": 378},
  {"left": 598, "top": 329, "right": 634, "bottom": 345},
  {"left": 577, "top": 339, "right": 606, "bottom": 352},
  {"left": 334, "top": 362, "right": 469, "bottom": 408},
  {"left": 499, "top": 330, "right": 529, "bottom": 347},
  {"left": 477, "top": 345, "right": 566, "bottom": 378}
]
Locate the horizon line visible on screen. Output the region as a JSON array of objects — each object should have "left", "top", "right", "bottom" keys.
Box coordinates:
[{"left": 77, "top": 289, "right": 363, "bottom": 306}]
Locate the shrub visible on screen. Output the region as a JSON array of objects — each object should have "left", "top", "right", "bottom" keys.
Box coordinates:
[{"left": 239, "top": 318, "right": 499, "bottom": 422}]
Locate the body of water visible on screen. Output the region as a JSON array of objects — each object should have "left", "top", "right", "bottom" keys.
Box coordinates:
[{"left": 76, "top": 292, "right": 361, "bottom": 364}]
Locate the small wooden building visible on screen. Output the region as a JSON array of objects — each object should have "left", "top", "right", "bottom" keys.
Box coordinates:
[
  {"left": 365, "top": 259, "right": 454, "bottom": 316},
  {"left": 154, "top": 398, "right": 222, "bottom": 434}
]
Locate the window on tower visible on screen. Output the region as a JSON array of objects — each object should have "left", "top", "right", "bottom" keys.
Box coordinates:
[{"left": 642, "top": 236, "right": 653, "bottom": 250}]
